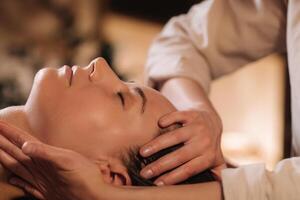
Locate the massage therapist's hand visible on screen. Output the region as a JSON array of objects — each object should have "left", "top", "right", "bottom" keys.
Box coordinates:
[
  {"left": 0, "top": 121, "right": 109, "bottom": 200},
  {"left": 140, "top": 109, "right": 226, "bottom": 185}
]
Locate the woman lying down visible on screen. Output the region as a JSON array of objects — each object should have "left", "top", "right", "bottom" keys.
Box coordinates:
[{"left": 0, "top": 58, "right": 224, "bottom": 200}]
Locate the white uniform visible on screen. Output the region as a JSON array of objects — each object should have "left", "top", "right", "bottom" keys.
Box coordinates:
[{"left": 145, "top": 0, "right": 300, "bottom": 199}]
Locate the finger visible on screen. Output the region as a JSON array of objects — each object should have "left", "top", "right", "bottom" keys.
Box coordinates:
[
  {"left": 22, "top": 141, "right": 77, "bottom": 170},
  {"left": 9, "top": 177, "right": 45, "bottom": 200},
  {"left": 0, "top": 134, "right": 32, "bottom": 165},
  {"left": 159, "top": 111, "right": 198, "bottom": 127},
  {"left": 0, "top": 121, "right": 38, "bottom": 148},
  {"left": 140, "top": 128, "right": 189, "bottom": 157},
  {"left": 154, "top": 156, "right": 210, "bottom": 185},
  {"left": 1, "top": 141, "right": 53, "bottom": 186},
  {"left": 140, "top": 145, "right": 197, "bottom": 179},
  {"left": 0, "top": 149, "right": 33, "bottom": 183}
]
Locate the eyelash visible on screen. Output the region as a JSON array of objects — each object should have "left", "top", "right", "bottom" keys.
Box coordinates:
[{"left": 117, "top": 92, "right": 125, "bottom": 106}]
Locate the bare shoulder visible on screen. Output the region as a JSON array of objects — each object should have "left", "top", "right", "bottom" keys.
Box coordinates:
[{"left": 0, "top": 106, "right": 24, "bottom": 125}]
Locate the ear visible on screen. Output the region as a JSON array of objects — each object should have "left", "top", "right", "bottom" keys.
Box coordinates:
[{"left": 97, "top": 159, "right": 132, "bottom": 186}]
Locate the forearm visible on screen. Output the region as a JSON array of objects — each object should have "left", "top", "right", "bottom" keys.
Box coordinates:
[
  {"left": 100, "top": 182, "right": 222, "bottom": 200},
  {"left": 160, "top": 77, "right": 216, "bottom": 113}
]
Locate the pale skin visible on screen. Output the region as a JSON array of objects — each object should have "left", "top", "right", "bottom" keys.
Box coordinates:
[{"left": 0, "top": 58, "right": 223, "bottom": 199}]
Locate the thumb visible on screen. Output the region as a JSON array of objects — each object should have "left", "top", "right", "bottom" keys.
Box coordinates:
[{"left": 22, "top": 141, "right": 73, "bottom": 170}]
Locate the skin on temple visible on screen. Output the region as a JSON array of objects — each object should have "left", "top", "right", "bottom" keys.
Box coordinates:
[{"left": 0, "top": 58, "right": 222, "bottom": 200}]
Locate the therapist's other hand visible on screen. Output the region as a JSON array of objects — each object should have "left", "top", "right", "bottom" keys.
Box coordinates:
[
  {"left": 16, "top": 142, "right": 106, "bottom": 200},
  {"left": 139, "top": 109, "right": 225, "bottom": 185},
  {"left": 0, "top": 121, "right": 107, "bottom": 200}
]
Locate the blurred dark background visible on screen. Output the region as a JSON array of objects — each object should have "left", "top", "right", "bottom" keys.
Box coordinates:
[
  {"left": 110, "top": 0, "right": 200, "bottom": 22},
  {"left": 0, "top": 0, "right": 201, "bottom": 109}
]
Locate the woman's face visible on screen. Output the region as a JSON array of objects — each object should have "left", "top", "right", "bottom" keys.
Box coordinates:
[{"left": 24, "top": 58, "right": 176, "bottom": 162}]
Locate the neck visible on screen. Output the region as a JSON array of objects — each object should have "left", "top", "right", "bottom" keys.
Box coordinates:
[{"left": 0, "top": 106, "right": 41, "bottom": 140}]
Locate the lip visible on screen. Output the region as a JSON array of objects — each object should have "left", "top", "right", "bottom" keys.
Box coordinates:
[{"left": 64, "top": 66, "right": 73, "bottom": 86}]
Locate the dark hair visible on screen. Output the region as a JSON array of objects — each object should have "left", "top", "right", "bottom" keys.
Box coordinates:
[{"left": 122, "top": 124, "right": 216, "bottom": 186}]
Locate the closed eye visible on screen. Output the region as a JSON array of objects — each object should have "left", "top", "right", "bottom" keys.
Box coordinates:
[{"left": 117, "top": 92, "right": 125, "bottom": 108}]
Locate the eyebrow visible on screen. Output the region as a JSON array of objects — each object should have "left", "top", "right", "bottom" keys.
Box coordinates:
[{"left": 133, "top": 87, "right": 147, "bottom": 114}]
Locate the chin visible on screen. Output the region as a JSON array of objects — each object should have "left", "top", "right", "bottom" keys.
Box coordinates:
[
  {"left": 25, "top": 68, "right": 63, "bottom": 112},
  {"left": 33, "top": 68, "right": 59, "bottom": 85}
]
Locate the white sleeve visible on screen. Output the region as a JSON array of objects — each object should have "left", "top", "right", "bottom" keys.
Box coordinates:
[
  {"left": 287, "top": 0, "right": 300, "bottom": 156},
  {"left": 222, "top": 157, "right": 300, "bottom": 200},
  {"left": 145, "top": 0, "right": 286, "bottom": 92}
]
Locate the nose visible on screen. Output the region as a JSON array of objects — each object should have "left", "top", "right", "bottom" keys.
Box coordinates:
[{"left": 89, "top": 57, "right": 126, "bottom": 91}]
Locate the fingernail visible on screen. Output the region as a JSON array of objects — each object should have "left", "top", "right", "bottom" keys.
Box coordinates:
[
  {"left": 22, "top": 142, "right": 33, "bottom": 154},
  {"left": 141, "top": 169, "right": 154, "bottom": 179},
  {"left": 155, "top": 181, "right": 165, "bottom": 186},
  {"left": 142, "top": 148, "right": 151, "bottom": 156}
]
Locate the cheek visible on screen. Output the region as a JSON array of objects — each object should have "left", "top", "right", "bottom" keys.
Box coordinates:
[
  {"left": 50, "top": 125, "right": 129, "bottom": 159},
  {"left": 42, "top": 86, "right": 109, "bottom": 123},
  {"left": 43, "top": 103, "right": 125, "bottom": 155}
]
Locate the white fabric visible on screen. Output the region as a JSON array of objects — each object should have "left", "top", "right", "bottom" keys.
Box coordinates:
[{"left": 222, "top": 158, "right": 300, "bottom": 200}]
